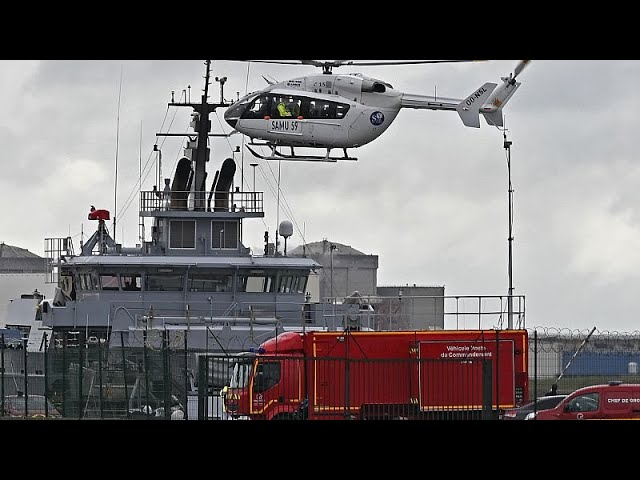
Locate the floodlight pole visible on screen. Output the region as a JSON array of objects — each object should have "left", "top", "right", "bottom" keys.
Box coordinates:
[
  {"left": 504, "top": 131, "right": 514, "bottom": 329},
  {"left": 250, "top": 162, "right": 258, "bottom": 211},
  {"left": 330, "top": 244, "right": 337, "bottom": 324}
]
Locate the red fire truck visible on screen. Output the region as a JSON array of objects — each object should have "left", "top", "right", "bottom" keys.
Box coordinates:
[{"left": 224, "top": 329, "right": 529, "bottom": 420}]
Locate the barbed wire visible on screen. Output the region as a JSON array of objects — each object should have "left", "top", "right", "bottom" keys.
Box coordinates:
[{"left": 527, "top": 326, "right": 640, "bottom": 353}]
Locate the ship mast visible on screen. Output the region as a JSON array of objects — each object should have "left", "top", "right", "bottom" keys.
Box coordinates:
[{"left": 166, "top": 60, "right": 231, "bottom": 210}]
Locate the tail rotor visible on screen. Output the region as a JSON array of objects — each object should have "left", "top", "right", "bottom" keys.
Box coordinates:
[
  {"left": 512, "top": 60, "right": 531, "bottom": 81},
  {"left": 480, "top": 60, "right": 532, "bottom": 126}
]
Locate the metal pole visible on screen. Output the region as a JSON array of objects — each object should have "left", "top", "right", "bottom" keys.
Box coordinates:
[
  {"left": 163, "top": 330, "right": 170, "bottom": 420},
  {"left": 120, "top": 331, "right": 129, "bottom": 419},
  {"left": 250, "top": 162, "right": 258, "bottom": 211},
  {"left": 183, "top": 332, "right": 189, "bottom": 420},
  {"left": 206, "top": 297, "right": 211, "bottom": 356},
  {"left": 78, "top": 333, "right": 83, "bottom": 419},
  {"left": 23, "top": 337, "right": 28, "bottom": 417},
  {"left": 398, "top": 288, "right": 403, "bottom": 330},
  {"left": 504, "top": 132, "right": 514, "bottom": 329},
  {"left": 198, "top": 356, "right": 206, "bottom": 420},
  {"left": 204, "top": 356, "right": 209, "bottom": 420},
  {"left": 555, "top": 326, "right": 597, "bottom": 386},
  {"left": 344, "top": 330, "right": 349, "bottom": 418},
  {"left": 62, "top": 335, "right": 66, "bottom": 417},
  {"left": 98, "top": 338, "right": 104, "bottom": 418},
  {"left": 534, "top": 330, "right": 538, "bottom": 408},
  {"left": 330, "top": 244, "right": 336, "bottom": 325},
  {"left": 1, "top": 334, "right": 4, "bottom": 417},
  {"left": 143, "top": 329, "right": 150, "bottom": 418},
  {"left": 43, "top": 333, "right": 48, "bottom": 418}
]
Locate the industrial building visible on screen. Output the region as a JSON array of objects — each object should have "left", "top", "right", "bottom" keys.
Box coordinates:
[
  {"left": 289, "top": 239, "right": 445, "bottom": 330},
  {"left": 0, "top": 242, "right": 53, "bottom": 324}
]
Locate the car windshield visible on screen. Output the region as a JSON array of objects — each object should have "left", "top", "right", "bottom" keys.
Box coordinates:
[{"left": 525, "top": 396, "right": 566, "bottom": 409}]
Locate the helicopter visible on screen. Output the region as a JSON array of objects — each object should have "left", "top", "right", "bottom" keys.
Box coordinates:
[{"left": 223, "top": 60, "right": 530, "bottom": 162}]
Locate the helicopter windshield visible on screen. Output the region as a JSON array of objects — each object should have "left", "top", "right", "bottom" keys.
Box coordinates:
[
  {"left": 243, "top": 94, "right": 271, "bottom": 119},
  {"left": 224, "top": 92, "right": 261, "bottom": 125}
]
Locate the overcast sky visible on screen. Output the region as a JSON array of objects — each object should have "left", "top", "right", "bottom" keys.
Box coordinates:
[{"left": 1, "top": 59, "right": 639, "bottom": 333}]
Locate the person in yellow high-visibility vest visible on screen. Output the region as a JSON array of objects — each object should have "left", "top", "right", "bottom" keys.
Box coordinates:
[{"left": 277, "top": 101, "right": 292, "bottom": 117}]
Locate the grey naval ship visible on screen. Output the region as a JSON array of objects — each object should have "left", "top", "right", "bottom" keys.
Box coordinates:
[{"left": 32, "top": 61, "right": 376, "bottom": 418}]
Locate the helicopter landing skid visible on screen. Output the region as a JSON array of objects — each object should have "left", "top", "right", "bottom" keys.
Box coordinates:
[{"left": 245, "top": 145, "right": 357, "bottom": 163}]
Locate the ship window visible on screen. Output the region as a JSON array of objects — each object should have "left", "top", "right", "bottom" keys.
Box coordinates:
[
  {"left": 189, "top": 272, "right": 233, "bottom": 292},
  {"left": 212, "top": 221, "right": 238, "bottom": 249},
  {"left": 169, "top": 220, "right": 196, "bottom": 249},
  {"left": 145, "top": 274, "right": 184, "bottom": 292},
  {"left": 295, "top": 275, "right": 308, "bottom": 294},
  {"left": 100, "top": 274, "right": 120, "bottom": 291},
  {"left": 275, "top": 274, "right": 308, "bottom": 294},
  {"left": 235, "top": 275, "right": 247, "bottom": 292},
  {"left": 242, "top": 274, "right": 276, "bottom": 293},
  {"left": 278, "top": 275, "right": 293, "bottom": 293},
  {"left": 82, "top": 273, "right": 98, "bottom": 291},
  {"left": 121, "top": 274, "right": 142, "bottom": 291}
]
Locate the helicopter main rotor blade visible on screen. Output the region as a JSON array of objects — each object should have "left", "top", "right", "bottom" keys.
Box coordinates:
[
  {"left": 240, "top": 60, "right": 482, "bottom": 68},
  {"left": 342, "top": 60, "right": 483, "bottom": 67},
  {"left": 241, "top": 60, "right": 309, "bottom": 65},
  {"left": 512, "top": 60, "right": 531, "bottom": 80}
]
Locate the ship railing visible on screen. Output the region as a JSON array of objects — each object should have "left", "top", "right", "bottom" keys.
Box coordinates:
[
  {"left": 44, "top": 236, "right": 74, "bottom": 284},
  {"left": 111, "top": 301, "right": 286, "bottom": 329},
  {"left": 139, "top": 190, "right": 263, "bottom": 214},
  {"left": 107, "top": 295, "right": 524, "bottom": 334},
  {"left": 322, "top": 294, "right": 526, "bottom": 331}
]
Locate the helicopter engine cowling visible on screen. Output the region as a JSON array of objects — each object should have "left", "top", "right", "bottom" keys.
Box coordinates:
[{"left": 361, "top": 80, "right": 386, "bottom": 93}]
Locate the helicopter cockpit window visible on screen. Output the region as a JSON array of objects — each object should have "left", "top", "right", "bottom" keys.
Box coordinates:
[{"left": 242, "top": 95, "right": 271, "bottom": 119}]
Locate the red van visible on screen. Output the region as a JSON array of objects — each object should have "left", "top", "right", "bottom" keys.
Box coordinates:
[{"left": 532, "top": 381, "right": 640, "bottom": 420}]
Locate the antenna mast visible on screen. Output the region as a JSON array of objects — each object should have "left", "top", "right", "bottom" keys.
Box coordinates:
[
  {"left": 113, "top": 65, "right": 123, "bottom": 242},
  {"left": 503, "top": 128, "right": 514, "bottom": 329},
  {"left": 162, "top": 60, "right": 231, "bottom": 211}
]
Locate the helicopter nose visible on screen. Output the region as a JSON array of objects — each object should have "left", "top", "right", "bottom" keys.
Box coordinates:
[{"left": 224, "top": 103, "right": 242, "bottom": 129}]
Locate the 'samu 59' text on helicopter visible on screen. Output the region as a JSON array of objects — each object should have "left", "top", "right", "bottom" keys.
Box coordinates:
[{"left": 223, "top": 60, "right": 530, "bottom": 162}]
